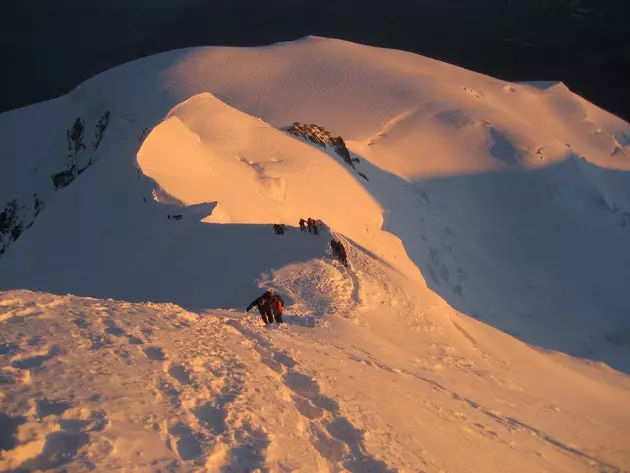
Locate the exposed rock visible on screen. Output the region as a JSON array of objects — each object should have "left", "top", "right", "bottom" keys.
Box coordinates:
[
  {"left": 139, "top": 127, "right": 150, "bottom": 144},
  {"left": 283, "top": 122, "right": 370, "bottom": 183},
  {"left": 33, "top": 194, "right": 43, "bottom": 216},
  {"left": 0, "top": 199, "right": 25, "bottom": 256},
  {"left": 0, "top": 200, "right": 19, "bottom": 237},
  {"left": 67, "top": 117, "right": 86, "bottom": 156},
  {"left": 52, "top": 170, "right": 76, "bottom": 189},
  {"left": 284, "top": 122, "right": 356, "bottom": 168},
  {"left": 93, "top": 110, "right": 111, "bottom": 151},
  {"left": 3, "top": 112, "right": 111, "bottom": 258}
]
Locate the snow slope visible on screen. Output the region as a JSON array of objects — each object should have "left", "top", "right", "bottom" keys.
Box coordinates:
[{"left": 1, "top": 36, "right": 630, "bottom": 472}]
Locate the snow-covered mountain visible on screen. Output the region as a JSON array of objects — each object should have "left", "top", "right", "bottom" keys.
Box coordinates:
[{"left": 1, "top": 36, "right": 629, "bottom": 472}]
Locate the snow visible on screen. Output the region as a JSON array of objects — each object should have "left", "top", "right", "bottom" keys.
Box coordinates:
[{"left": 1, "top": 36, "right": 630, "bottom": 472}]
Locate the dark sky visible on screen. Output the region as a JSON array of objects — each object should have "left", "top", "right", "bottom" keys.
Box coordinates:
[{"left": 2, "top": 0, "right": 629, "bottom": 120}]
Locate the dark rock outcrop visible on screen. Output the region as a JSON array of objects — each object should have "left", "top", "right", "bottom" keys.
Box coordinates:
[
  {"left": 0, "top": 194, "right": 46, "bottom": 256},
  {"left": 285, "top": 122, "right": 357, "bottom": 168},
  {"left": 284, "top": 122, "right": 368, "bottom": 182},
  {"left": 1, "top": 111, "right": 113, "bottom": 258},
  {"left": 93, "top": 110, "right": 111, "bottom": 151},
  {"left": 52, "top": 170, "right": 76, "bottom": 189}
]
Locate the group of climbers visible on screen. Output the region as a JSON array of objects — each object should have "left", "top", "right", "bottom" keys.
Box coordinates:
[
  {"left": 298, "top": 218, "right": 320, "bottom": 235},
  {"left": 250, "top": 220, "right": 350, "bottom": 325},
  {"left": 273, "top": 218, "right": 322, "bottom": 235},
  {"left": 273, "top": 223, "right": 286, "bottom": 235}
]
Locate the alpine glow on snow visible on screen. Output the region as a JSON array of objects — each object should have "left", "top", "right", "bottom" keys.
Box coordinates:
[{"left": 1, "top": 37, "right": 629, "bottom": 472}]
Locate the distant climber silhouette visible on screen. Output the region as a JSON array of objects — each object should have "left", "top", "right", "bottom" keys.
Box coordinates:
[{"left": 331, "top": 238, "right": 348, "bottom": 266}]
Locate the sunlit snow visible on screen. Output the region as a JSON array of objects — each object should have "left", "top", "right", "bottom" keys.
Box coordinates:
[{"left": 1, "top": 37, "right": 629, "bottom": 472}]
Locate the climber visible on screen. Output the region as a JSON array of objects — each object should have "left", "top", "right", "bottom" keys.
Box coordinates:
[
  {"left": 330, "top": 238, "right": 339, "bottom": 258},
  {"left": 337, "top": 241, "right": 348, "bottom": 266},
  {"left": 246, "top": 289, "right": 285, "bottom": 324},
  {"left": 330, "top": 238, "right": 348, "bottom": 266}
]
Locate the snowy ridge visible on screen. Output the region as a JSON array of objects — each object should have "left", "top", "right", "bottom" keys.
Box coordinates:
[{"left": 1, "top": 37, "right": 630, "bottom": 472}]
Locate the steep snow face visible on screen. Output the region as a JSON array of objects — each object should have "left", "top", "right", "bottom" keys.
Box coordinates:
[{"left": 1, "top": 37, "right": 630, "bottom": 472}]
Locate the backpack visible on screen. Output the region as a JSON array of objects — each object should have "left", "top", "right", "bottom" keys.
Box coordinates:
[{"left": 270, "top": 295, "right": 283, "bottom": 314}]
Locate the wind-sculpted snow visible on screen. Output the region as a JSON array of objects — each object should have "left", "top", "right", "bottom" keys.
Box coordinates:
[
  {"left": 2, "top": 284, "right": 629, "bottom": 472},
  {"left": 1, "top": 37, "right": 630, "bottom": 472}
]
